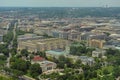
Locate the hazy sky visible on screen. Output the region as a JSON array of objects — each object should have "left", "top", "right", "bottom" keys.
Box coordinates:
[{"left": 0, "top": 0, "right": 120, "bottom": 7}]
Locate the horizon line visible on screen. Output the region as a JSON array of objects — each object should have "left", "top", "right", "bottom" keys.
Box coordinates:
[{"left": 0, "top": 6, "right": 120, "bottom": 8}]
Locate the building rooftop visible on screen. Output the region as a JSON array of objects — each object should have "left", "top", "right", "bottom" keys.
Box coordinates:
[
  {"left": 40, "top": 60, "right": 56, "bottom": 67},
  {"left": 32, "top": 55, "right": 45, "bottom": 61},
  {"left": 79, "top": 56, "right": 94, "bottom": 61},
  {"left": 46, "top": 49, "right": 69, "bottom": 56}
]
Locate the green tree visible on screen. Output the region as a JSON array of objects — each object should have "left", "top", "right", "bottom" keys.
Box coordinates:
[
  {"left": 0, "top": 55, "right": 7, "bottom": 61},
  {"left": 21, "top": 49, "right": 29, "bottom": 57},
  {"left": 29, "top": 63, "right": 42, "bottom": 78},
  {"left": 106, "top": 48, "right": 119, "bottom": 55},
  {"left": 11, "top": 59, "right": 30, "bottom": 73},
  {"left": 103, "top": 68, "right": 110, "bottom": 75},
  {"left": 113, "top": 66, "right": 120, "bottom": 78},
  {"left": 73, "top": 59, "right": 82, "bottom": 68},
  {"left": 12, "top": 69, "right": 24, "bottom": 78},
  {"left": 36, "top": 51, "right": 46, "bottom": 58},
  {"left": 3, "top": 31, "right": 13, "bottom": 44}
]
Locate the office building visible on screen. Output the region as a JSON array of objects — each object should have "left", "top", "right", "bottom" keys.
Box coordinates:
[
  {"left": 18, "top": 38, "right": 68, "bottom": 52},
  {"left": 88, "top": 39, "right": 105, "bottom": 49}
]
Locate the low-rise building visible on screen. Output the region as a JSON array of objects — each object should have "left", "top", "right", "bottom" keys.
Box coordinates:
[
  {"left": 79, "top": 56, "right": 95, "bottom": 66},
  {"left": 39, "top": 60, "right": 57, "bottom": 72},
  {"left": 46, "top": 48, "right": 69, "bottom": 58},
  {"left": 31, "top": 56, "right": 57, "bottom": 72},
  {"left": 18, "top": 33, "right": 44, "bottom": 41},
  {"left": 32, "top": 55, "right": 45, "bottom": 62},
  {"left": 92, "top": 49, "right": 106, "bottom": 58}
]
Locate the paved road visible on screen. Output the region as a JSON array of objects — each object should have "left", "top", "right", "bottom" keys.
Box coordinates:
[{"left": 6, "top": 22, "right": 17, "bottom": 68}]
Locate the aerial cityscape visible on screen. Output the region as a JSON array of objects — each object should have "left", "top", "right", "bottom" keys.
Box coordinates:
[{"left": 0, "top": 0, "right": 120, "bottom": 80}]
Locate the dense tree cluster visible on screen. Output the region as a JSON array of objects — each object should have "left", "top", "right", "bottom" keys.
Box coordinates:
[
  {"left": 0, "top": 44, "right": 9, "bottom": 56},
  {"left": 3, "top": 31, "right": 13, "bottom": 44},
  {"left": 34, "top": 51, "right": 47, "bottom": 58},
  {"left": 10, "top": 58, "right": 31, "bottom": 73},
  {"left": 10, "top": 57, "right": 42, "bottom": 79},
  {"left": 29, "top": 63, "right": 42, "bottom": 78},
  {"left": 70, "top": 43, "right": 94, "bottom": 56},
  {"left": 57, "top": 56, "right": 73, "bottom": 68}
]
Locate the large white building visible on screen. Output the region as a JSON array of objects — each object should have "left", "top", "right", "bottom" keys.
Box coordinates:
[{"left": 18, "top": 38, "right": 69, "bottom": 52}]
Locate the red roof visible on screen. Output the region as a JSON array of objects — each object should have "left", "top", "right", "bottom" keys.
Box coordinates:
[{"left": 33, "top": 56, "right": 45, "bottom": 61}]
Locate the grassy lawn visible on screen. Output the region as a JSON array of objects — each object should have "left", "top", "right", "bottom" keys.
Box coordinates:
[
  {"left": 25, "top": 72, "right": 32, "bottom": 78},
  {"left": 0, "top": 74, "right": 13, "bottom": 80}
]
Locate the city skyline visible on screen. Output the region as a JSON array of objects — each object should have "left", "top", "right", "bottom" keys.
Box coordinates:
[{"left": 0, "top": 0, "right": 120, "bottom": 7}]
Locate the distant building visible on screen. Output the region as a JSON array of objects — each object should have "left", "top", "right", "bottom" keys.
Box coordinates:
[
  {"left": 52, "top": 29, "right": 81, "bottom": 41},
  {"left": 89, "top": 33, "right": 107, "bottom": 40},
  {"left": 59, "top": 31, "right": 69, "bottom": 39},
  {"left": 88, "top": 39, "right": 105, "bottom": 49},
  {"left": 79, "top": 26, "right": 95, "bottom": 32},
  {"left": 34, "top": 27, "right": 52, "bottom": 36},
  {"left": 18, "top": 24, "right": 34, "bottom": 32},
  {"left": 52, "top": 30, "right": 60, "bottom": 38},
  {"left": 68, "top": 30, "right": 81, "bottom": 41},
  {"left": 18, "top": 33, "right": 44, "bottom": 41},
  {"left": 110, "top": 34, "right": 120, "bottom": 40},
  {"left": 106, "top": 40, "right": 120, "bottom": 45},
  {"left": 80, "top": 32, "right": 94, "bottom": 40}
]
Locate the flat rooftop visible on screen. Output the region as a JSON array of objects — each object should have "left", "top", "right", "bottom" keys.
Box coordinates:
[{"left": 46, "top": 49, "right": 67, "bottom": 55}]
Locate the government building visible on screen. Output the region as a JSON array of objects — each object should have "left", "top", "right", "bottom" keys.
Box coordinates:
[{"left": 18, "top": 38, "right": 68, "bottom": 52}]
